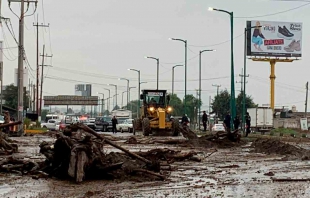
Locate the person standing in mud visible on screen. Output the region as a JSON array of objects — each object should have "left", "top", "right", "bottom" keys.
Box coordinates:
[
  {"left": 111, "top": 116, "right": 118, "bottom": 134},
  {"left": 202, "top": 111, "right": 208, "bottom": 131},
  {"left": 245, "top": 112, "right": 251, "bottom": 137},
  {"left": 224, "top": 112, "right": 231, "bottom": 132},
  {"left": 233, "top": 115, "right": 241, "bottom": 130}
]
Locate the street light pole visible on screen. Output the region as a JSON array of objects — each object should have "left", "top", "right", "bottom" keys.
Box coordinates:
[
  {"left": 121, "top": 91, "right": 128, "bottom": 108},
  {"left": 119, "top": 78, "right": 129, "bottom": 109},
  {"left": 128, "top": 69, "right": 141, "bottom": 118},
  {"left": 108, "top": 84, "right": 117, "bottom": 109},
  {"left": 209, "top": 7, "right": 236, "bottom": 130},
  {"left": 129, "top": 86, "right": 136, "bottom": 111},
  {"left": 145, "top": 56, "right": 159, "bottom": 90},
  {"left": 199, "top": 49, "right": 215, "bottom": 130},
  {"left": 103, "top": 88, "right": 110, "bottom": 112},
  {"left": 172, "top": 65, "right": 183, "bottom": 95},
  {"left": 170, "top": 38, "right": 187, "bottom": 114}
]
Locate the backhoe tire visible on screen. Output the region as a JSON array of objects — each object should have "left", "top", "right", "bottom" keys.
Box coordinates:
[
  {"left": 172, "top": 119, "right": 180, "bottom": 136},
  {"left": 142, "top": 118, "right": 151, "bottom": 136},
  {"left": 133, "top": 118, "right": 142, "bottom": 135}
]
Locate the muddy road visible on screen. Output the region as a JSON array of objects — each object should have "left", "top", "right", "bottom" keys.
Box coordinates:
[{"left": 1, "top": 133, "right": 310, "bottom": 198}]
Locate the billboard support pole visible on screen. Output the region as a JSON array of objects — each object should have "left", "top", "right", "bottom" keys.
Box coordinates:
[
  {"left": 270, "top": 60, "right": 276, "bottom": 112},
  {"left": 252, "top": 58, "right": 294, "bottom": 112}
]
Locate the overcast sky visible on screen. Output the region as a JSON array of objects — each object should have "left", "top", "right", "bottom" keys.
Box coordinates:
[{"left": 1, "top": 0, "right": 309, "bottom": 112}]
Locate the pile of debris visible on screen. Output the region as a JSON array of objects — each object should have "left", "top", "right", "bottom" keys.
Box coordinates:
[
  {"left": 0, "top": 121, "right": 22, "bottom": 155},
  {"left": 0, "top": 124, "right": 202, "bottom": 183},
  {"left": 252, "top": 138, "right": 310, "bottom": 160}
]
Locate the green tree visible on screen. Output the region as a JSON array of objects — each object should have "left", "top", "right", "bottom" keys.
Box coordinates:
[
  {"left": 169, "top": 94, "right": 183, "bottom": 116},
  {"left": 184, "top": 94, "right": 201, "bottom": 123},
  {"left": 236, "top": 91, "right": 257, "bottom": 116},
  {"left": 3, "top": 84, "right": 29, "bottom": 110},
  {"left": 211, "top": 90, "right": 230, "bottom": 120},
  {"left": 211, "top": 90, "right": 256, "bottom": 120}
]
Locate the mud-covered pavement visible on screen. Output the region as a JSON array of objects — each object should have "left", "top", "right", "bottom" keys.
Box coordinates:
[{"left": 2, "top": 133, "right": 310, "bottom": 198}]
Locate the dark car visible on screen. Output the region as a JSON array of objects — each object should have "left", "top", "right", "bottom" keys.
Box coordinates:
[{"left": 95, "top": 116, "right": 112, "bottom": 132}]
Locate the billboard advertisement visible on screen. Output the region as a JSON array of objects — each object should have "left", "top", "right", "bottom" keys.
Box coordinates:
[
  {"left": 44, "top": 95, "right": 98, "bottom": 105},
  {"left": 246, "top": 21, "right": 302, "bottom": 57}
]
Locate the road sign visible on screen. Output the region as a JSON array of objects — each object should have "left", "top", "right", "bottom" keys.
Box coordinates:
[{"left": 44, "top": 95, "right": 98, "bottom": 106}]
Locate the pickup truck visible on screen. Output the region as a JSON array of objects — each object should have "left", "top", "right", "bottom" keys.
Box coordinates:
[
  {"left": 41, "top": 119, "right": 58, "bottom": 130},
  {"left": 117, "top": 119, "right": 133, "bottom": 133}
]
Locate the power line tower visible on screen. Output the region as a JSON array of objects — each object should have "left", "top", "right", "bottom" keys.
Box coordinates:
[
  {"left": 33, "top": 17, "right": 49, "bottom": 114},
  {"left": 236, "top": 68, "right": 248, "bottom": 93},
  {"left": 212, "top": 84, "right": 221, "bottom": 96},
  {"left": 8, "top": 0, "right": 38, "bottom": 131},
  {"left": 39, "top": 44, "right": 52, "bottom": 118}
]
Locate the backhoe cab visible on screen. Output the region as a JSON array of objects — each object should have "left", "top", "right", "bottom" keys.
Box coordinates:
[{"left": 133, "top": 89, "right": 180, "bottom": 136}]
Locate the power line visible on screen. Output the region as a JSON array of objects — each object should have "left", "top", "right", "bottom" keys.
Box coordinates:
[
  {"left": 188, "top": 33, "right": 244, "bottom": 48},
  {"left": 235, "top": 2, "right": 310, "bottom": 18}
]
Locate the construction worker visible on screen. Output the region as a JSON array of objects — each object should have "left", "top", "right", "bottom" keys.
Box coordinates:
[
  {"left": 181, "top": 114, "right": 189, "bottom": 126},
  {"left": 224, "top": 112, "right": 231, "bottom": 132},
  {"left": 245, "top": 112, "right": 251, "bottom": 137},
  {"left": 233, "top": 115, "right": 241, "bottom": 130},
  {"left": 202, "top": 111, "right": 208, "bottom": 131}
]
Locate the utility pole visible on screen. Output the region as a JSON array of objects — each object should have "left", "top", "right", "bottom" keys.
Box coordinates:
[
  {"left": 33, "top": 19, "right": 49, "bottom": 114},
  {"left": 305, "top": 82, "right": 309, "bottom": 118},
  {"left": 8, "top": 0, "right": 38, "bottom": 131},
  {"left": 39, "top": 45, "right": 52, "bottom": 118},
  {"left": 32, "top": 84, "right": 36, "bottom": 112},
  {"left": 238, "top": 68, "right": 249, "bottom": 131},
  {"left": 212, "top": 84, "right": 221, "bottom": 96}
]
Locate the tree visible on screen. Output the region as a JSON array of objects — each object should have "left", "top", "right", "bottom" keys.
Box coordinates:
[
  {"left": 3, "top": 84, "right": 29, "bottom": 110},
  {"left": 211, "top": 90, "right": 230, "bottom": 120},
  {"left": 211, "top": 90, "right": 256, "bottom": 120},
  {"left": 236, "top": 91, "right": 257, "bottom": 116},
  {"left": 169, "top": 94, "right": 183, "bottom": 116}
]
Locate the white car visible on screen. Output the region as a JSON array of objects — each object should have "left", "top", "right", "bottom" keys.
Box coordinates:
[
  {"left": 41, "top": 119, "right": 59, "bottom": 130},
  {"left": 211, "top": 124, "right": 225, "bottom": 132},
  {"left": 117, "top": 119, "right": 133, "bottom": 133}
]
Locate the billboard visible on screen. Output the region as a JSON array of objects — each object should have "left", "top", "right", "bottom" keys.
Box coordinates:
[
  {"left": 44, "top": 95, "right": 98, "bottom": 105},
  {"left": 246, "top": 21, "right": 302, "bottom": 57}
]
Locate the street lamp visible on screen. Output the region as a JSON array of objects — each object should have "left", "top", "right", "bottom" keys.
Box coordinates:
[
  {"left": 198, "top": 50, "right": 215, "bottom": 130},
  {"left": 128, "top": 86, "right": 136, "bottom": 111},
  {"left": 121, "top": 91, "right": 128, "bottom": 108},
  {"left": 119, "top": 78, "right": 130, "bottom": 109},
  {"left": 169, "top": 38, "right": 187, "bottom": 114},
  {"left": 242, "top": 25, "right": 262, "bottom": 131},
  {"left": 103, "top": 88, "right": 110, "bottom": 112},
  {"left": 209, "top": 7, "right": 236, "bottom": 130},
  {"left": 97, "top": 92, "right": 104, "bottom": 115},
  {"left": 112, "top": 94, "right": 119, "bottom": 110},
  {"left": 145, "top": 56, "right": 159, "bottom": 89},
  {"left": 108, "top": 84, "right": 117, "bottom": 109},
  {"left": 172, "top": 65, "right": 183, "bottom": 95},
  {"left": 128, "top": 68, "right": 141, "bottom": 118}
]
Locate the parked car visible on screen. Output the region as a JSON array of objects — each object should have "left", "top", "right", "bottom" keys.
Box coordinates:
[
  {"left": 117, "top": 119, "right": 133, "bottom": 133},
  {"left": 95, "top": 116, "right": 112, "bottom": 132},
  {"left": 89, "top": 118, "right": 96, "bottom": 123},
  {"left": 56, "top": 119, "right": 67, "bottom": 131},
  {"left": 211, "top": 124, "right": 225, "bottom": 132},
  {"left": 41, "top": 119, "right": 58, "bottom": 130},
  {"left": 78, "top": 119, "right": 96, "bottom": 130}
]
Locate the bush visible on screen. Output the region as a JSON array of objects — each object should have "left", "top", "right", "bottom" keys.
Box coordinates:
[
  {"left": 302, "top": 134, "right": 307, "bottom": 138},
  {"left": 270, "top": 131, "right": 275, "bottom": 136},
  {"left": 24, "top": 118, "right": 31, "bottom": 129},
  {"left": 35, "top": 120, "right": 41, "bottom": 128},
  {"left": 279, "top": 133, "right": 284, "bottom": 137}
]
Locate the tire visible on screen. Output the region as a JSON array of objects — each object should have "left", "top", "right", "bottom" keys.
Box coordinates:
[
  {"left": 103, "top": 125, "right": 107, "bottom": 132},
  {"left": 172, "top": 119, "right": 180, "bottom": 136},
  {"left": 133, "top": 118, "right": 142, "bottom": 135},
  {"left": 43, "top": 126, "right": 47, "bottom": 129},
  {"left": 142, "top": 118, "right": 151, "bottom": 136}
]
